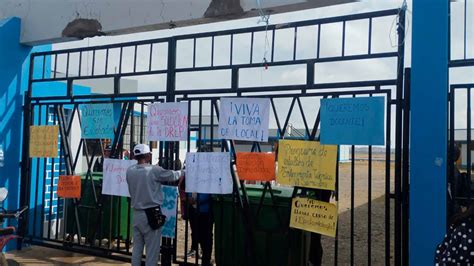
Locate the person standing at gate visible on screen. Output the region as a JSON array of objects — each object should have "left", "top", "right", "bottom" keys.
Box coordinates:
[{"left": 126, "top": 144, "right": 184, "bottom": 266}]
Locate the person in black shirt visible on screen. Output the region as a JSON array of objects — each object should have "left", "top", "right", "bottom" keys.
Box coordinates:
[{"left": 92, "top": 144, "right": 111, "bottom": 172}]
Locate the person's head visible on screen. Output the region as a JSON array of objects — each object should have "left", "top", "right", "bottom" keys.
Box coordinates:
[
  {"left": 450, "top": 144, "right": 461, "bottom": 163},
  {"left": 173, "top": 159, "right": 182, "bottom": 170},
  {"left": 133, "top": 144, "right": 152, "bottom": 164},
  {"left": 104, "top": 144, "right": 112, "bottom": 158},
  {"left": 197, "top": 145, "right": 213, "bottom": 153}
]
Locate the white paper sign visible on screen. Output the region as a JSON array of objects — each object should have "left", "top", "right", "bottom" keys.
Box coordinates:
[
  {"left": 185, "top": 152, "right": 233, "bottom": 194},
  {"left": 102, "top": 159, "right": 137, "bottom": 197},
  {"left": 147, "top": 102, "right": 188, "bottom": 141},
  {"left": 218, "top": 98, "right": 270, "bottom": 142}
]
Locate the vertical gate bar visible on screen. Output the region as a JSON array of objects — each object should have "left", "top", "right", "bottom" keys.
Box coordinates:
[
  {"left": 395, "top": 9, "right": 406, "bottom": 265},
  {"left": 42, "top": 55, "right": 46, "bottom": 79},
  {"left": 48, "top": 106, "right": 57, "bottom": 240},
  {"left": 33, "top": 106, "right": 42, "bottom": 238},
  {"left": 368, "top": 18, "right": 372, "bottom": 55},
  {"left": 368, "top": 144, "right": 372, "bottom": 266},
  {"left": 350, "top": 144, "right": 355, "bottom": 266},
  {"left": 56, "top": 112, "right": 63, "bottom": 240},
  {"left": 270, "top": 29, "right": 276, "bottom": 63},
  {"left": 134, "top": 45, "right": 138, "bottom": 73},
  {"left": 140, "top": 103, "right": 144, "bottom": 143},
  {"left": 464, "top": 0, "right": 467, "bottom": 60},
  {"left": 79, "top": 51, "right": 83, "bottom": 77},
  {"left": 198, "top": 100, "right": 203, "bottom": 150},
  {"left": 402, "top": 68, "right": 411, "bottom": 266},
  {"left": 119, "top": 47, "right": 123, "bottom": 74},
  {"left": 211, "top": 100, "right": 215, "bottom": 147},
  {"left": 342, "top": 21, "right": 346, "bottom": 57},
  {"left": 211, "top": 36, "right": 215, "bottom": 67},
  {"left": 183, "top": 100, "right": 191, "bottom": 265},
  {"left": 316, "top": 25, "right": 321, "bottom": 59},
  {"left": 40, "top": 105, "right": 48, "bottom": 240},
  {"left": 334, "top": 147, "right": 340, "bottom": 266},
  {"left": 467, "top": 89, "right": 471, "bottom": 179},
  {"left": 92, "top": 50, "right": 96, "bottom": 76},
  {"left": 126, "top": 108, "right": 135, "bottom": 254},
  {"left": 105, "top": 48, "right": 109, "bottom": 75},
  {"left": 53, "top": 54, "right": 58, "bottom": 79},
  {"left": 249, "top": 32, "right": 254, "bottom": 64},
  {"left": 293, "top": 27, "right": 298, "bottom": 61},
  {"left": 66, "top": 53, "right": 70, "bottom": 77},
  {"left": 149, "top": 44, "right": 154, "bottom": 71},
  {"left": 449, "top": 87, "right": 456, "bottom": 221},
  {"left": 193, "top": 38, "right": 197, "bottom": 68},
  {"left": 230, "top": 34, "right": 234, "bottom": 66},
  {"left": 385, "top": 95, "right": 392, "bottom": 266}
]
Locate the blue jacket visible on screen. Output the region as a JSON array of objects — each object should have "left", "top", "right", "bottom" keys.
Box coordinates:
[{"left": 187, "top": 193, "right": 211, "bottom": 213}]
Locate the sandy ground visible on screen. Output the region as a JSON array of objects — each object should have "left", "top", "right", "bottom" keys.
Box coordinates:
[{"left": 6, "top": 158, "right": 396, "bottom": 265}]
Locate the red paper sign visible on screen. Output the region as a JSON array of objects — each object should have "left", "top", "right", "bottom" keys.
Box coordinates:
[{"left": 236, "top": 152, "right": 276, "bottom": 181}]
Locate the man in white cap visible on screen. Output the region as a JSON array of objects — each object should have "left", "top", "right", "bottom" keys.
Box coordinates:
[{"left": 126, "top": 144, "right": 184, "bottom": 266}]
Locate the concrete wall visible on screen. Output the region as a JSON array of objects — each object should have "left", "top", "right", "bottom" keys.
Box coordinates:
[{"left": 0, "top": 0, "right": 355, "bottom": 45}]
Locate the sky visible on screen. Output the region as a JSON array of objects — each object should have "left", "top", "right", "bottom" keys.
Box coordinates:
[{"left": 48, "top": 0, "right": 474, "bottom": 142}]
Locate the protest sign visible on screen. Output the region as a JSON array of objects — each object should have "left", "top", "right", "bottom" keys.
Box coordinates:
[
  {"left": 102, "top": 159, "right": 137, "bottom": 197},
  {"left": 147, "top": 102, "right": 188, "bottom": 141},
  {"left": 161, "top": 185, "right": 178, "bottom": 238},
  {"left": 236, "top": 152, "right": 275, "bottom": 181},
  {"left": 185, "top": 152, "right": 233, "bottom": 194},
  {"left": 218, "top": 98, "right": 270, "bottom": 142},
  {"left": 320, "top": 96, "right": 385, "bottom": 145},
  {"left": 81, "top": 103, "right": 115, "bottom": 139},
  {"left": 290, "top": 197, "right": 338, "bottom": 237},
  {"left": 29, "top": 125, "right": 59, "bottom": 158},
  {"left": 277, "top": 139, "right": 337, "bottom": 191},
  {"left": 57, "top": 175, "right": 81, "bottom": 198}
]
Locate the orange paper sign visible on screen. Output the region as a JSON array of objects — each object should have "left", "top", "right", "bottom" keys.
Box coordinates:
[
  {"left": 57, "top": 175, "right": 81, "bottom": 199},
  {"left": 236, "top": 152, "right": 276, "bottom": 181}
]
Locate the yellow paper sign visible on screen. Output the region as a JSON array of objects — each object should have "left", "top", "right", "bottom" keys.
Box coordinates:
[
  {"left": 290, "top": 197, "right": 338, "bottom": 237},
  {"left": 29, "top": 125, "right": 59, "bottom": 158},
  {"left": 277, "top": 139, "right": 337, "bottom": 190}
]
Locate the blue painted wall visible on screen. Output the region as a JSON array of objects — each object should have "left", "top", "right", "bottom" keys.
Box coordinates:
[
  {"left": 410, "top": 0, "right": 449, "bottom": 264},
  {"left": 0, "top": 17, "right": 51, "bottom": 250}
]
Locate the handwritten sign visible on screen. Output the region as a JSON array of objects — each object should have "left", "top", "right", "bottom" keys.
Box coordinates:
[
  {"left": 320, "top": 97, "right": 385, "bottom": 145},
  {"left": 81, "top": 104, "right": 115, "bottom": 139},
  {"left": 29, "top": 125, "right": 59, "bottom": 158},
  {"left": 185, "top": 152, "right": 233, "bottom": 194},
  {"left": 147, "top": 102, "right": 188, "bottom": 141},
  {"left": 290, "top": 197, "right": 338, "bottom": 237},
  {"left": 277, "top": 139, "right": 337, "bottom": 191},
  {"left": 102, "top": 159, "right": 137, "bottom": 197},
  {"left": 236, "top": 152, "right": 275, "bottom": 181},
  {"left": 57, "top": 175, "right": 81, "bottom": 198},
  {"left": 218, "top": 98, "right": 270, "bottom": 142},
  {"left": 161, "top": 185, "right": 178, "bottom": 238}
]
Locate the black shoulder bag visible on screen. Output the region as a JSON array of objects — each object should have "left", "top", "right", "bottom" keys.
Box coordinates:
[{"left": 144, "top": 205, "right": 166, "bottom": 230}]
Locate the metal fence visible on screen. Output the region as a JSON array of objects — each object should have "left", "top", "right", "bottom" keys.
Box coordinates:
[
  {"left": 20, "top": 8, "right": 409, "bottom": 266},
  {"left": 448, "top": 0, "right": 474, "bottom": 221}
]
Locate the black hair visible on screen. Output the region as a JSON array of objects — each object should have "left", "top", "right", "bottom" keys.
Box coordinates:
[{"left": 134, "top": 154, "right": 147, "bottom": 161}]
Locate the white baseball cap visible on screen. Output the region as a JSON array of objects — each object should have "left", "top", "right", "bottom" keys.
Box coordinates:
[{"left": 133, "top": 144, "right": 151, "bottom": 156}]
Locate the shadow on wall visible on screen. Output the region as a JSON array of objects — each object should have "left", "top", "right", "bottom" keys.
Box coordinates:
[{"left": 0, "top": 17, "right": 50, "bottom": 251}]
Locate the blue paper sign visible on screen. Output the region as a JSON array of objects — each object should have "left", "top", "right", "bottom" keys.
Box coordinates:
[
  {"left": 320, "top": 97, "right": 385, "bottom": 145},
  {"left": 81, "top": 104, "right": 116, "bottom": 139},
  {"left": 161, "top": 185, "right": 178, "bottom": 238}
]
